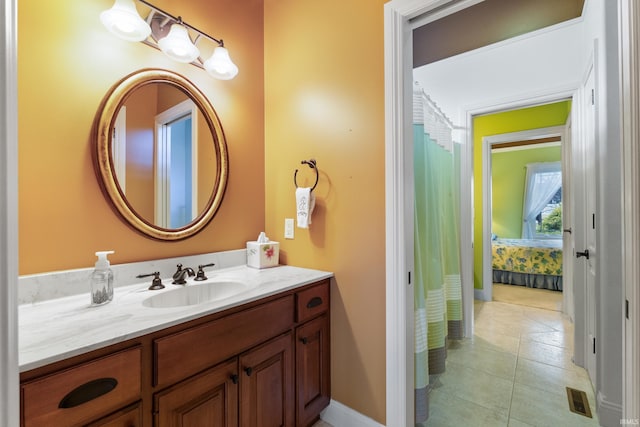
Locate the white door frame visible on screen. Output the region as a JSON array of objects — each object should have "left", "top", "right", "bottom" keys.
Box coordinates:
[
  {"left": 480, "top": 125, "right": 567, "bottom": 305},
  {"left": 1, "top": 0, "right": 19, "bottom": 425},
  {"left": 384, "top": 0, "right": 640, "bottom": 424},
  {"left": 154, "top": 99, "right": 199, "bottom": 228},
  {"left": 619, "top": 0, "right": 640, "bottom": 420}
]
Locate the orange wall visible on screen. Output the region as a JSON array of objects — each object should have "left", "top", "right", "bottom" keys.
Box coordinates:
[
  {"left": 18, "top": 0, "right": 265, "bottom": 274},
  {"left": 125, "top": 83, "right": 156, "bottom": 219},
  {"left": 264, "top": 0, "right": 387, "bottom": 423}
]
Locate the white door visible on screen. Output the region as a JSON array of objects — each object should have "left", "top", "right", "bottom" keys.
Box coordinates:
[{"left": 575, "top": 66, "right": 597, "bottom": 384}]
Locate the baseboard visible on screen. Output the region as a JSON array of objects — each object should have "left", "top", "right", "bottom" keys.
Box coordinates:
[
  {"left": 597, "top": 391, "right": 623, "bottom": 427},
  {"left": 474, "top": 288, "right": 490, "bottom": 301},
  {"left": 320, "top": 399, "right": 385, "bottom": 427}
]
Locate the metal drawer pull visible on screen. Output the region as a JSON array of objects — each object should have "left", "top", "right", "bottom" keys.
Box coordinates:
[
  {"left": 230, "top": 374, "right": 239, "bottom": 384},
  {"left": 306, "top": 297, "right": 323, "bottom": 309},
  {"left": 244, "top": 367, "right": 253, "bottom": 376},
  {"left": 300, "top": 337, "right": 308, "bottom": 345},
  {"left": 58, "top": 378, "right": 118, "bottom": 409}
]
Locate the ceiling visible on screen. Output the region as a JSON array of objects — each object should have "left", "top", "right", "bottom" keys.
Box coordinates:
[{"left": 413, "top": 0, "right": 585, "bottom": 67}]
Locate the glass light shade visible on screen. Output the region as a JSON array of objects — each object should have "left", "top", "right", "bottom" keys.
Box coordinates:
[
  {"left": 100, "top": 0, "right": 151, "bottom": 42},
  {"left": 203, "top": 47, "right": 239, "bottom": 80},
  {"left": 158, "top": 24, "right": 200, "bottom": 63}
]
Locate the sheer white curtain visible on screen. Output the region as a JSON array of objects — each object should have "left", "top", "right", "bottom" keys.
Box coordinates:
[{"left": 522, "top": 162, "right": 562, "bottom": 238}]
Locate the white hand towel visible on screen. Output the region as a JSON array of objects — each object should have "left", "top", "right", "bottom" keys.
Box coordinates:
[{"left": 296, "top": 187, "right": 315, "bottom": 229}]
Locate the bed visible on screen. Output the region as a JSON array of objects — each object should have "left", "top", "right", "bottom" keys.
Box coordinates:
[{"left": 491, "top": 238, "right": 563, "bottom": 291}]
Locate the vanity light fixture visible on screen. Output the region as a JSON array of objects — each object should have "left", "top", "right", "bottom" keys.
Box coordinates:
[
  {"left": 100, "top": 0, "right": 151, "bottom": 42},
  {"left": 100, "top": 0, "right": 239, "bottom": 80},
  {"left": 204, "top": 46, "right": 239, "bottom": 80},
  {"left": 157, "top": 20, "right": 200, "bottom": 63}
]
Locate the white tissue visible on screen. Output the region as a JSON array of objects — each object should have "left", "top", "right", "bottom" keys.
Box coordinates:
[{"left": 257, "top": 232, "right": 269, "bottom": 243}]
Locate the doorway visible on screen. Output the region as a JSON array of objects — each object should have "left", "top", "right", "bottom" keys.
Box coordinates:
[
  {"left": 481, "top": 121, "right": 569, "bottom": 313},
  {"left": 154, "top": 99, "right": 199, "bottom": 229},
  {"left": 384, "top": 0, "right": 629, "bottom": 425}
]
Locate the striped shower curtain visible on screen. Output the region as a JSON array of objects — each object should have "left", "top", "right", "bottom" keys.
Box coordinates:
[{"left": 413, "top": 85, "right": 462, "bottom": 424}]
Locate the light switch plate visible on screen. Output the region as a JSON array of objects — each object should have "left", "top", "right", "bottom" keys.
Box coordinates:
[{"left": 284, "top": 218, "right": 294, "bottom": 239}]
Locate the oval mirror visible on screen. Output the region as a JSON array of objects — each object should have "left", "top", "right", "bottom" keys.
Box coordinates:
[{"left": 94, "top": 69, "right": 228, "bottom": 240}]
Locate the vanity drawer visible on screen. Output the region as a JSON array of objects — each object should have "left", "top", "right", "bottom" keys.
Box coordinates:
[
  {"left": 154, "top": 295, "right": 295, "bottom": 388},
  {"left": 296, "top": 280, "right": 330, "bottom": 323},
  {"left": 21, "top": 346, "right": 141, "bottom": 427}
]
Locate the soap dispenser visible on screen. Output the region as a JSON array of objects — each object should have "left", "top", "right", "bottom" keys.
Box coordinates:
[{"left": 91, "top": 250, "right": 114, "bottom": 306}]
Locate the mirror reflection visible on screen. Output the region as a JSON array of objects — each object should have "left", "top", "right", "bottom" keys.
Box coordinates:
[
  {"left": 94, "top": 69, "right": 228, "bottom": 240},
  {"left": 111, "top": 83, "right": 217, "bottom": 229}
]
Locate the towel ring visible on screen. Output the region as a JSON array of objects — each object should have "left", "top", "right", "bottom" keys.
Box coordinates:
[{"left": 294, "top": 159, "right": 319, "bottom": 191}]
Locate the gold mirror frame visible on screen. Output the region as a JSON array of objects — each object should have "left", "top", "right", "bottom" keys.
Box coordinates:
[{"left": 93, "top": 68, "right": 228, "bottom": 240}]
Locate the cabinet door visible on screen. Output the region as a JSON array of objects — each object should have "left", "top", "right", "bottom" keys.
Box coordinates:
[
  {"left": 84, "top": 402, "right": 142, "bottom": 427},
  {"left": 155, "top": 359, "right": 238, "bottom": 427},
  {"left": 296, "top": 315, "right": 330, "bottom": 427},
  {"left": 239, "top": 333, "right": 294, "bottom": 427}
]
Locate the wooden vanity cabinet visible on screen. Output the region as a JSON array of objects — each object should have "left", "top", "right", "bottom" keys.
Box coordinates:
[
  {"left": 294, "top": 283, "right": 331, "bottom": 427},
  {"left": 21, "top": 279, "right": 331, "bottom": 427},
  {"left": 295, "top": 315, "right": 330, "bottom": 427},
  {"left": 154, "top": 359, "right": 239, "bottom": 427},
  {"left": 239, "top": 332, "right": 294, "bottom": 426}
]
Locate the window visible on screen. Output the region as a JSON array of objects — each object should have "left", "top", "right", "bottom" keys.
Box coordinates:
[
  {"left": 522, "top": 162, "right": 562, "bottom": 239},
  {"left": 536, "top": 187, "right": 562, "bottom": 237}
]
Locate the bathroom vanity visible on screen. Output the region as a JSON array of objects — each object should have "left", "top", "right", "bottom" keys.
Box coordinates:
[{"left": 19, "top": 264, "right": 332, "bottom": 427}]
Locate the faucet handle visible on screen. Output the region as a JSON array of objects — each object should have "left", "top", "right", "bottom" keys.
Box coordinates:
[
  {"left": 194, "top": 263, "right": 215, "bottom": 281},
  {"left": 172, "top": 264, "right": 183, "bottom": 279},
  {"left": 136, "top": 272, "right": 165, "bottom": 290}
]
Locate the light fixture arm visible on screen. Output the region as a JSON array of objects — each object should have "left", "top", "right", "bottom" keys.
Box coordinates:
[{"left": 136, "top": 0, "right": 224, "bottom": 47}]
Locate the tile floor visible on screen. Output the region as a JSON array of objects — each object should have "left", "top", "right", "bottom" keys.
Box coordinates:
[{"left": 425, "top": 287, "right": 599, "bottom": 426}]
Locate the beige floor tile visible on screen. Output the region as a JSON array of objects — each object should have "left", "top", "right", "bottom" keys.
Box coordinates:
[
  {"left": 312, "top": 421, "right": 333, "bottom": 427},
  {"left": 518, "top": 318, "right": 559, "bottom": 335},
  {"left": 518, "top": 339, "right": 576, "bottom": 371},
  {"left": 514, "top": 358, "right": 595, "bottom": 402},
  {"left": 437, "top": 360, "right": 513, "bottom": 417},
  {"left": 426, "top": 388, "right": 509, "bottom": 427},
  {"left": 446, "top": 339, "right": 517, "bottom": 380},
  {"left": 474, "top": 318, "right": 523, "bottom": 340},
  {"left": 471, "top": 328, "right": 521, "bottom": 355},
  {"left": 425, "top": 287, "right": 598, "bottom": 425},
  {"left": 509, "top": 382, "right": 599, "bottom": 427},
  {"left": 508, "top": 418, "right": 535, "bottom": 427},
  {"left": 492, "top": 284, "right": 562, "bottom": 312},
  {"left": 523, "top": 330, "right": 573, "bottom": 350}
]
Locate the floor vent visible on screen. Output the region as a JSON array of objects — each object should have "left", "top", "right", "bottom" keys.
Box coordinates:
[{"left": 566, "top": 387, "right": 592, "bottom": 418}]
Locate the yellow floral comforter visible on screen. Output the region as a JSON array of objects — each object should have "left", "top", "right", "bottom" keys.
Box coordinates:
[{"left": 492, "top": 238, "right": 563, "bottom": 276}]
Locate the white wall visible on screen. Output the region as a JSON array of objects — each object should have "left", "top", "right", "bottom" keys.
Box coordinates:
[{"left": 413, "top": 18, "right": 587, "bottom": 126}]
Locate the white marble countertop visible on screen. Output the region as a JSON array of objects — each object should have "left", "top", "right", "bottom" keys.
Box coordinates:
[{"left": 19, "top": 265, "right": 333, "bottom": 372}]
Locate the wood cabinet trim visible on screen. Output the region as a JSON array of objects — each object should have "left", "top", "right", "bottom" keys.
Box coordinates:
[{"left": 154, "top": 295, "right": 295, "bottom": 388}]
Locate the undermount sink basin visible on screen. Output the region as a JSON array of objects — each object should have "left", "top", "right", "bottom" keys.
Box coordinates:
[{"left": 142, "top": 281, "right": 250, "bottom": 308}]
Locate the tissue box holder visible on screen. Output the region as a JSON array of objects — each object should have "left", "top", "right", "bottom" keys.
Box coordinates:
[{"left": 247, "top": 241, "right": 280, "bottom": 269}]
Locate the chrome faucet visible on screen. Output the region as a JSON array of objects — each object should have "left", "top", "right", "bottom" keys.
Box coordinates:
[{"left": 172, "top": 264, "right": 195, "bottom": 285}]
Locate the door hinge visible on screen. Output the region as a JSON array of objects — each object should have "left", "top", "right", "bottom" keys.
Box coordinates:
[
  {"left": 592, "top": 213, "right": 596, "bottom": 229},
  {"left": 591, "top": 89, "right": 595, "bottom": 105},
  {"left": 626, "top": 299, "right": 630, "bottom": 319},
  {"left": 593, "top": 337, "right": 596, "bottom": 354},
  {"left": 408, "top": 271, "right": 411, "bottom": 285}
]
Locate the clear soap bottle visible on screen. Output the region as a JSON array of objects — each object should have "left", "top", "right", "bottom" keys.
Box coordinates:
[{"left": 91, "top": 250, "right": 114, "bottom": 306}]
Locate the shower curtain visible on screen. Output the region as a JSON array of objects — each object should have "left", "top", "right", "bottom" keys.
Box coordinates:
[{"left": 413, "top": 85, "right": 463, "bottom": 424}]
